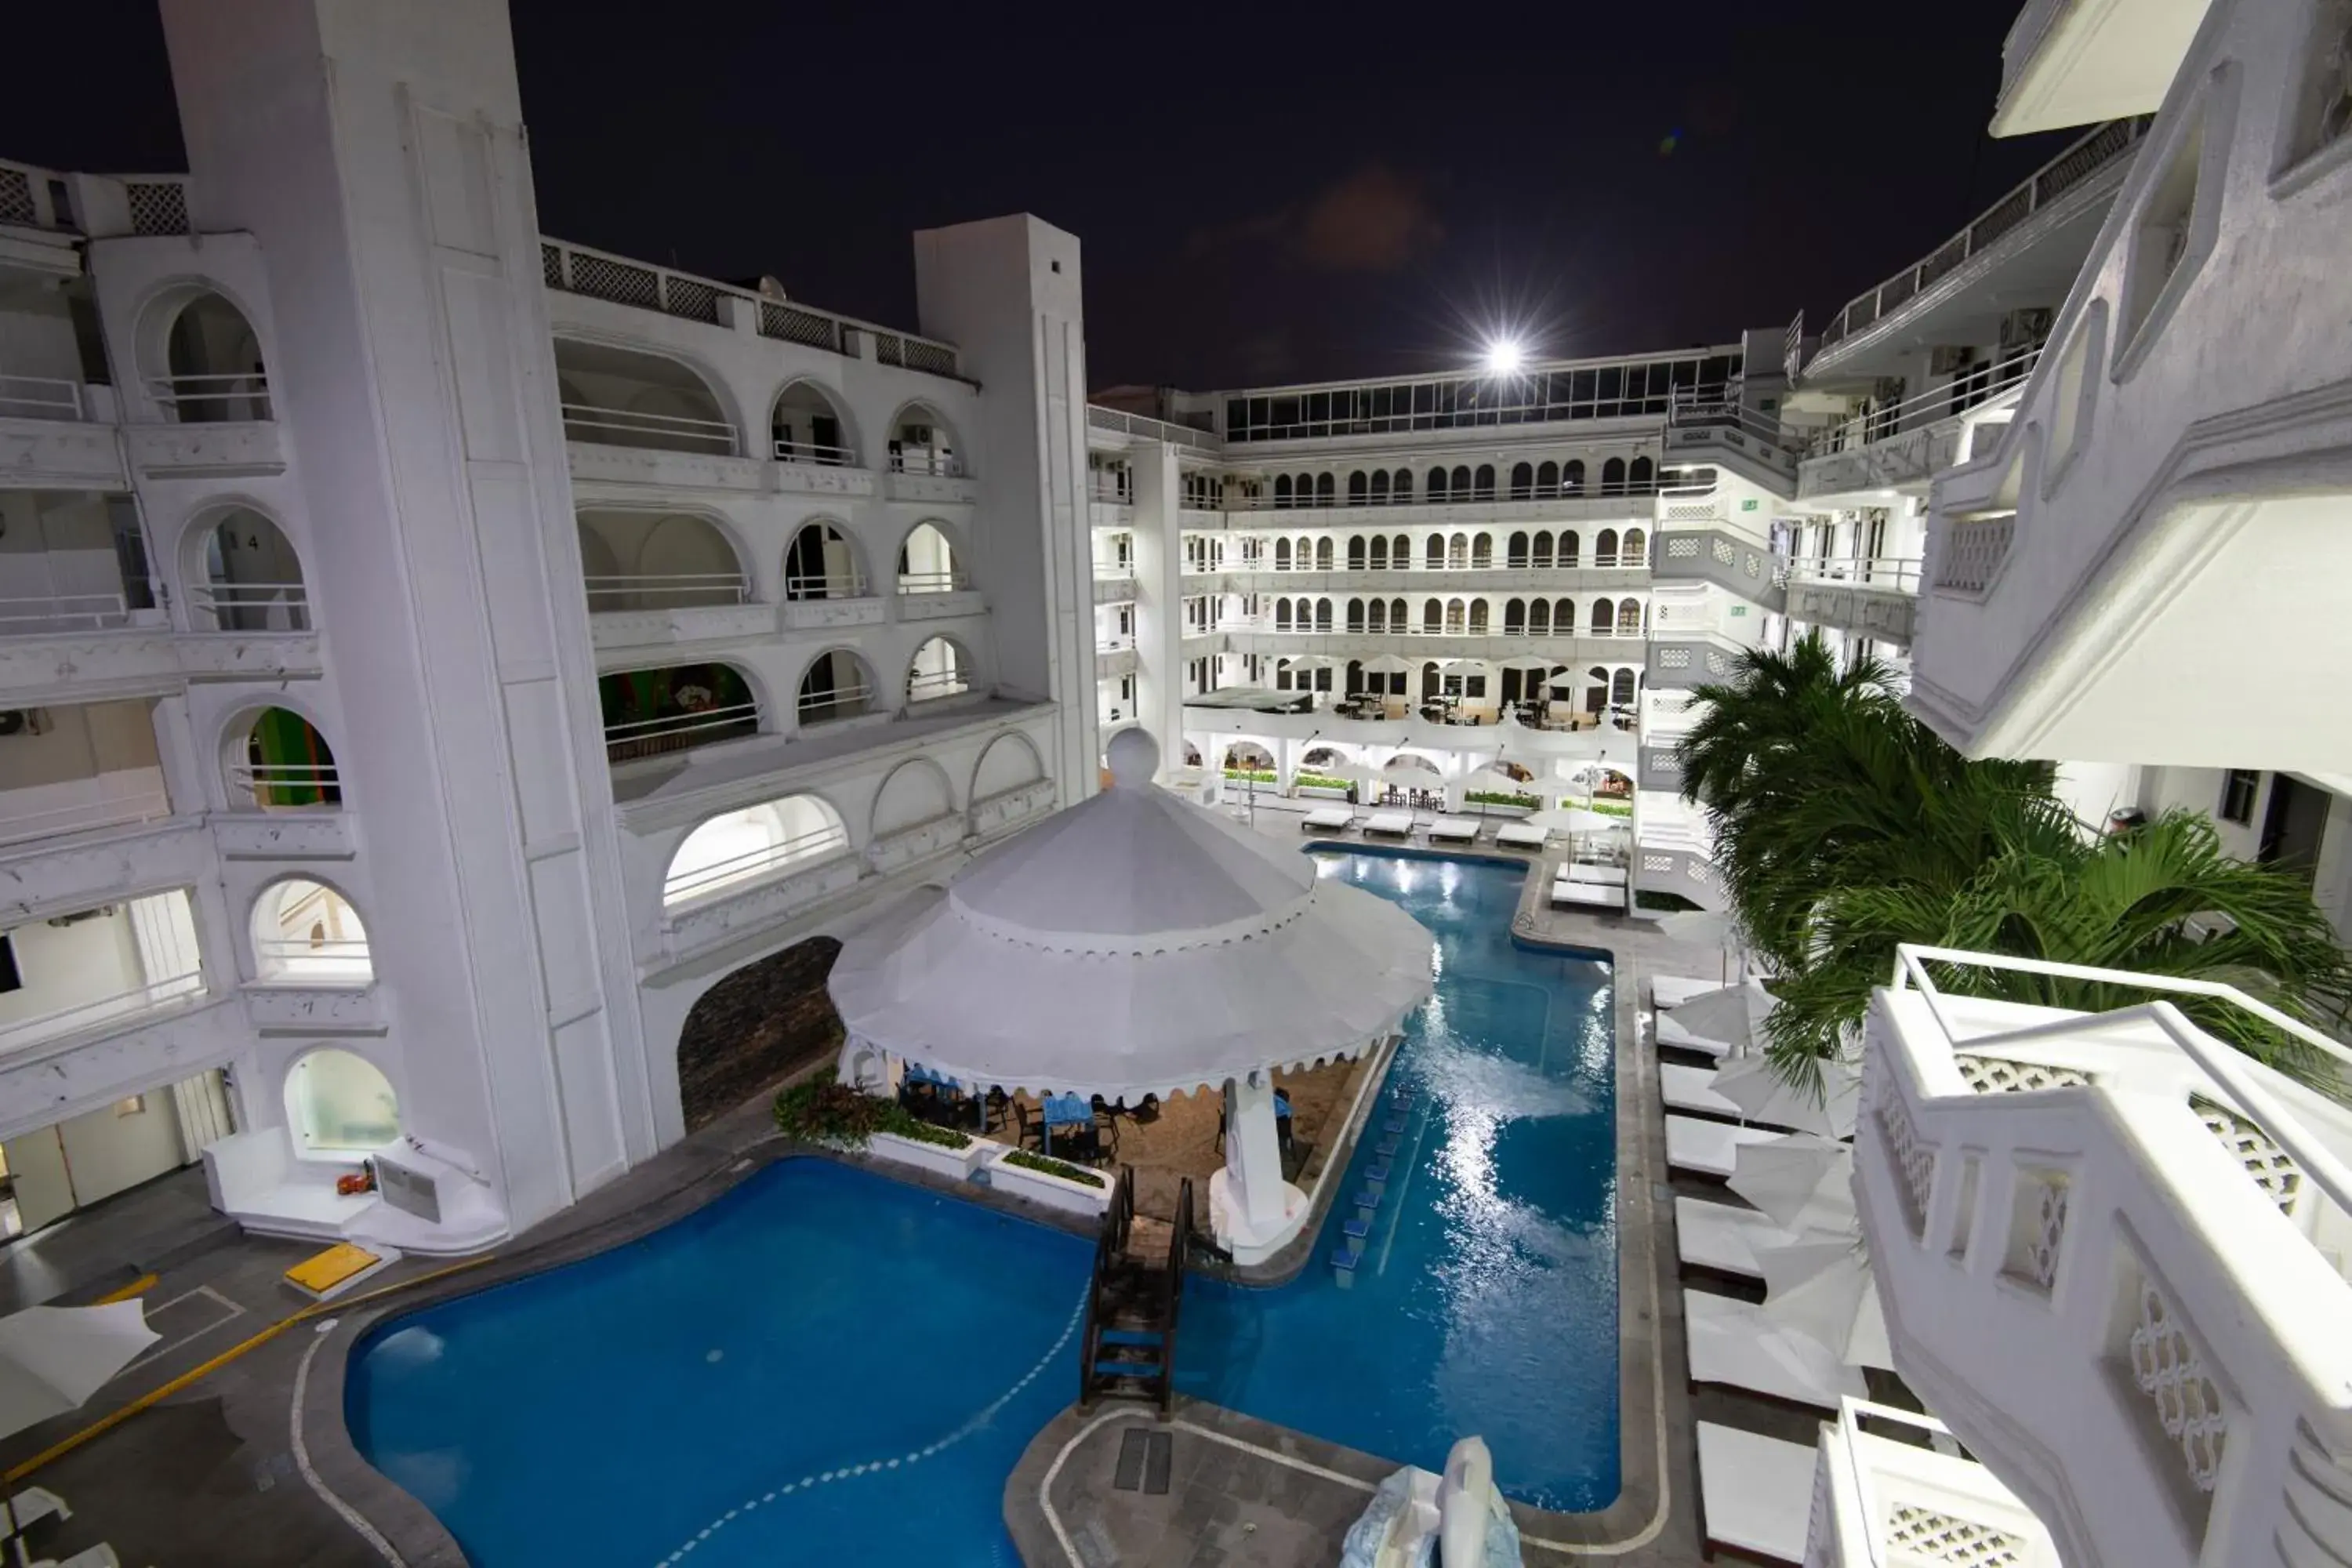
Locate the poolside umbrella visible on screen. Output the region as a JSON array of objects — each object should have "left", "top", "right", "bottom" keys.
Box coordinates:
[
  {"left": 1380, "top": 757, "right": 1440, "bottom": 785},
  {"left": 1652, "top": 908, "right": 1741, "bottom": 949},
  {"left": 1758, "top": 1235, "right": 1894, "bottom": 1370},
  {"left": 1359, "top": 654, "right": 1413, "bottom": 675},
  {"left": 1455, "top": 766, "right": 1522, "bottom": 797},
  {"left": 1668, "top": 978, "right": 1773, "bottom": 1055},
  {"left": 0, "top": 1299, "right": 159, "bottom": 1531},
  {"left": 1711, "top": 1052, "right": 1860, "bottom": 1138},
  {"left": 1286, "top": 655, "right": 1339, "bottom": 671},
  {"left": 1544, "top": 671, "right": 1581, "bottom": 691},
  {"left": 1729, "top": 1133, "right": 1857, "bottom": 1236},
  {"left": 1497, "top": 655, "right": 1553, "bottom": 670},
  {"left": 1526, "top": 807, "right": 1617, "bottom": 837}
]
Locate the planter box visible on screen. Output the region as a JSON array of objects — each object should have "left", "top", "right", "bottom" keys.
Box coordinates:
[
  {"left": 1294, "top": 785, "right": 1349, "bottom": 800},
  {"left": 867, "top": 1131, "right": 987, "bottom": 1182},
  {"left": 1464, "top": 801, "right": 1536, "bottom": 818},
  {"left": 982, "top": 1149, "right": 1112, "bottom": 1215}
]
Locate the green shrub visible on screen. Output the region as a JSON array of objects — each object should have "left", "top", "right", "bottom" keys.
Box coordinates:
[
  {"left": 1293, "top": 774, "right": 1350, "bottom": 792},
  {"left": 1002, "top": 1149, "right": 1105, "bottom": 1188},
  {"left": 1223, "top": 768, "right": 1278, "bottom": 783},
  {"left": 1587, "top": 800, "right": 1632, "bottom": 818},
  {"left": 773, "top": 1069, "right": 971, "bottom": 1151},
  {"left": 1465, "top": 790, "right": 1544, "bottom": 808}
]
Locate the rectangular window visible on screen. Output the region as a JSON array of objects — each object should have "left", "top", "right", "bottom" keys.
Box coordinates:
[
  {"left": 0, "top": 934, "right": 17, "bottom": 993},
  {"left": 2218, "top": 769, "right": 2261, "bottom": 826}
]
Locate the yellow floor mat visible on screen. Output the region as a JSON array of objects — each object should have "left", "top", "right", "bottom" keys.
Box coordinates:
[{"left": 285, "top": 1243, "right": 382, "bottom": 1296}]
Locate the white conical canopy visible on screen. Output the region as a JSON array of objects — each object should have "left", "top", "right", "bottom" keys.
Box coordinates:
[{"left": 829, "top": 730, "right": 1436, "bottom": 1100}]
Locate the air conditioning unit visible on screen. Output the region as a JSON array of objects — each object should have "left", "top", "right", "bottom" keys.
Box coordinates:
[
  {"left": 0, "top": 710, "right": 53, "bottom": 737},
  {"left": 1929, "top": 345, "right": 1976, "bottom": 376},
  {"left": 375, "top": 1145, "right": 448, "bottom": 1225}
]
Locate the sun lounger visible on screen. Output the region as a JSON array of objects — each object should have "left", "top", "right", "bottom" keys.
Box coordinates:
[
  {"left": 1550, "top": 875, "right": 1620, "bottom": 910},
  {"left": 1664, "top": 1114, "right": 1779, "bottom": 1178},
  {"left": 1301, "top": 808, "right": 1355, "bottom": 833},
  {"left": 1427, "top": 817, "right": 1480, "bottom": 844},
  {"left": 2, "top": 1488, "right": 67, "bottom": 1534},
  {"left": 1661, "top": 1062, "right": 1744, "bottom": 1119},
  {"left": 1493, "top": 822, "right": 1548, "bottom": 851},
  {"left": 1560, "top": 861, "right": 1628, "bottom": 886},
  {"left": 1363, "top": 811, "right": 1414, "bottom": 838},
  {"left": 1651, "top": 974, "right": 1721, "bottom": 1009},
  {"left": 1675, "top": 1197, "right": 1802, "bottom": 1279},
  {"left": 1655, "top": 1011, "right": 1734, "bottom": 1060},
  {"left": 1697, "top": 1422, "right": 1820, "bottom": 1563},
  {"left": 1684, "top": 1288, "right": 1867, "bottom": 1409}
]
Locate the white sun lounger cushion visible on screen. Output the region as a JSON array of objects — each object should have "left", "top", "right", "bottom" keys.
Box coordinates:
[
  {"left": 1661, "top": 1062, "right": 1744, "bottom": 1119},
  {"left": 1550, "top": 882, "right": 1618, "bottom": 909},
  {"left": 1664, "top": 1115, "right": 1778, "bottom": 1178},
  {"left": 1494, "top": 823, "right": 1548, "bottom": 848},
  {"left": 1651, "top": 975, "right": 1721, "bottom": 1009},
  {"left": 1427, "top": 817, "right": 1480, "bottom": 842},
  {"left": 1684, "top": 1289, "right": 1867, "bottom": 1409},
  {"left": 1655, "top": 1011, "right": 1734, "bottom": 1059},
  {"left": 1560, "top": 862, "right": 1627, "bottom": 885},
  {"left": 1697, "top": 1422, "right": 1820, "bottom": 1563},
  {"left": 1301, "top": 808, "right": 1355, "bottom": 831},
  {"left": 1674, "top": 1198, "right": 1802, "bottom": 1279},
  {"left": 1364, "top": 811, "right": 1415, "bottom": 837}
]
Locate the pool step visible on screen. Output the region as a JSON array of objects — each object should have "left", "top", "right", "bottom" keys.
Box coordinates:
[
  {"left": 1078, "top": 1169, "right": 1195, "bottom": 1416},
  {"left": 1330, "top": 1084, "right": 1428, "bottom": 1286}
]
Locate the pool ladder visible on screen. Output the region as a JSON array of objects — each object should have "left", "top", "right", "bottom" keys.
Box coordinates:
[
  {"left": 1330, "top": 1084, "right": 1421, "bottom": 1286},
  {"left": 1076, "top": 1168, "right": 1194, "bottom": 1416}
]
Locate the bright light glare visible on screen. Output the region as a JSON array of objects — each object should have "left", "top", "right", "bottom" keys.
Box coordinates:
[{"left": 1485, "top": 339, "right": 1525, "bottom": 375}]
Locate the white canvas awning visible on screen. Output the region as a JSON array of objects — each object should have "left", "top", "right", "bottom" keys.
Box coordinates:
[{"left": 829, "top": 731, "right": 1435, "bottom": 1101}]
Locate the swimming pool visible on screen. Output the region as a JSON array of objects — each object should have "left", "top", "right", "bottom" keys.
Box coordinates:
[
  {"left": 346, "top": 1160, "right": 1090, "bottom": 1567},
  {"left": 345, "top": 850, "right": 1620, "bottom": 1562},
  {"left": 1176, "top": 851, "right": 1620, "bottom": 1511}
]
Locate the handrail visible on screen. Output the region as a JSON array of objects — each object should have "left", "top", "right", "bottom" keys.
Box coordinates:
[
  {"left": 887, "top": 452, "right": 965, "bottom": 479},
  {"left": 144, "top": 372, "right": 272, "bottom": 421},
  {"left": 1164, "top": 1174, "right": 1193, "bottom": 1414},
  {"left": 782, "top": 572, "right": 870, "bottom": 601},
  {"left": 583, "top": 572, "right": 750, "bottom": 608},
  {"left": 1237, "top": 552, "right": 1642, "bottom": 576},
  {"left": 1802, "top": 346, "right": 2042, "bottom": 459},
  {"left": 0, "top": 971, "right": 206, "bottom": 1052},
  {"left": 0, "top": 786, "right": 172, "bottom": 847},
  {"left": 560, "top": 401, "right": 737, "bottom": 456},
  {"left": 662, "top": 826, "right": 850, "bottom": 905},
  {"left": 906, "top": 668, "right": 970, "bottom": 701},
  {"left": 796, "top": 682, "right": 876, "bottom": 724},
  {"left": 0, "top": 594, "right": 136, "bottom": 635},
  {"left": 1084, "top": 405, "right": 1224, "bottom": 454},
  {"left": 771, "top": 438, "right": 858, "bottom": 466},
  {"left": 1813, "top": 118, "right": 2150, "bottom": 361},
  {"left": 0, "top": 374, "right": 85, "bottom": 422},
  {"left": 1889, "top": 944, "right": 2352, "bottom": 1225},
  {"left": 895, "top": 572, "right": 968, "bottom": 594},
  {"left": 1787, "top": 557, "right": 1924, "bottom": 593}
]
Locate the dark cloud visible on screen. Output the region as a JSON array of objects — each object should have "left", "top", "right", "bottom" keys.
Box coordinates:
[{"left": 1184, "top": 165, "right": 1444, "bottom": 277}]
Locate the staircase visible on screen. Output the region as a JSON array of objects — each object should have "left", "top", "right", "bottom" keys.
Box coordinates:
[
  {"left": 1806, "top": 1399, "right": 2063, "bottom": 1567},
  {"left": 1855, "top": 945, "right": 2352, "bottom": 1568},
  {"left": 1078, "top": 1169, "right": 1194, "bottom": 1414}
]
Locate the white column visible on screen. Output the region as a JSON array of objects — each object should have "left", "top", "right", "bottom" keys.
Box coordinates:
[
  {"left": 1131, "top": 441, "right": 1185, "bottom": 771},
  {"left": 1223, "top": 1072, "right": 1288, "bottom": 1232}
]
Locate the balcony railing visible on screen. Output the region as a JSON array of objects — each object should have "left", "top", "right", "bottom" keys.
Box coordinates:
[
  {"left": 603, "top": 702, "right": 760, "bottom": 763},
  {"left": 783, "top": 572, "right": 870, "bottom": 601},
  {"left": 540, "top": 237, "right": 962, "bottom": 379},
  {"left": 895, "top": 571, "right": 970, "bottom": 594},
  {"left": 560, "top": 401, "right": 738, "bottom": 456},
  {"left": 1084, "top": 405, "right": 1224, "bottom": 453},
  {"left": 796, "top": 681, "right": 875, "bottom": 726},
  {"left": 662, "top": 823, "right": 851, "bottom": 907},
  {"left": 1088, "top": 477, "right": 1134, "bottom": 504},
  {"left": 889, "top": 452, "right": 966, "bottom": 479},
  {"left": 145, "top": 372, "right": 272, "bottom": 423},
  {"left": 0, "top": 785, "right": 173, "bottom": 848},
  {"left": 229, "top": 762, "right": 342, "bottom": 808},
  {"left": 1094, "top": 634, "right": 1135, "bottom": 654},
  {"left": 253, "top": 936, "right": 372, "bottom": 981},
  {"left": 1788, "top": 557, "right": 1924, "bottom": 593},
  {"left": 771, "top": 439, "right": 858, "bottom": 466},
  {"left": 0, "top": 971, "right": 205, "bottom": 1054},
  {"left": 1802, "top": 347, "right": 2042, "bottom": 459},
  {"left": 0, "top": 594, "right": 140, "bottom": 636},
  {"left": 906, "top": 667, "right": 971, "bottom": 702},
  {"left": 0, "top": 374, "right": 87, "bottom": 423},
  {"left": 188, "top": 582, "right": 311, "bottom": 632},
  {"left": 1814, "top": 118, "right": 2151, "bottom": 358},
  {"left": 583, "top": 572, "right": 751, "bottom": 611},
  {"left": 1232, "top": 618, "right": 1647, "bottom": 640},
  {"left": 1236, "top": 552, "right": 1644, "bottom": 575},
  {"left": 1231, "top": 480, "right": 1670, "bottom": 513}
]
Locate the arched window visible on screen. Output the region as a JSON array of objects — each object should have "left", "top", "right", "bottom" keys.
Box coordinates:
[
  {"left": 1623, "top": 527, "right": 1647, "bottom": 565},
  {"left": 1391, "top": 470, "right": 1414, "bottom": 503},
  {"left": 601, "top": 663, "right": 760, "bottom": 760},
  {"left": 1276, "top": 599, "right": 1293, "bottom": 630},
  {"left": 1274, "top": 475, "right": 1294, "bottom": 509},
  {"left": 1504, "top": 598, "right": 1526, "bottom": 634},
  {"left": 1447, "top": 532, "right": 1469, "bottom": 569},
  {"left": 1347, "top": 535, "right": 1367, "bottom": 570},
  {"left": 1612, "top": 669, "right": 1639, "bottom": 706},
  {"left": 1316, "top": 473, "right": 1335, "bottom": 505},
  {"left": 1426, "top": 468, "right": 1449, "bottom": 503},
  {"left": 1584, "top": 666, "right": 1610, "bottom": 714},
  {"left": 1601, "top": 456, "right": 1627, "bottom": 494},
  {"left": 1389, "top": 597, "right": 1408, "bottom": 628},
  {"left": 156, "top": 291, "right": 270, "bottom": 423},
  {"left": 1536, "top": 460, "right": 1559, "bottom": 497},
  {"left": 1444, "top": 598, "right": 1466, "bottom": 633},
  {"left": 1367, "top": 598, "right": 1387, "bottom": 633},
  {"left": 1275, "top": 537, "right": 1293, "bottom": 570},
  {"left": 1630, "top": 456, "right": 1655, "bottom": 493},
  {"left": 665, "top": 794, "right": 851, "bottom": 908},
  {"left": 784, "top": 521, "right": 864, "bottom": 601},
  {"left": 1422, "top": 599, "right": 1443, "bottom": 633},
  {"left": 1559, "top": 529, "right": 1581, "bottom": 567},
  {"left": 1472, "top": 464, "right": 1495, "bottom": 500},
  {"left": 1425, "top": 534, "right": 1446, "bottom": 569},
  {"left": 1467, "top": 600, "right": 1489, "bottom": 633},
  {"left": 906, "top": 636, "right": 970, "bottom": 702},
  {"left": 887, "top": 404, "right": 961, "bottom": 477},
  {"left": 770, "top": 381, "right": 855, "bottom": 465},
  {"left": 1555, "top": 598, "right": 1577, "bottom": 633},
  {"left": 896, "top": 521, "right": 961, "bottom": 593},
  {"left": 1472, "top": 533, "right": 1493, "bottom": 568},
  {"left": 1370, "top": 470, "right": 1391, "bottom": 505},
  {"left": 1347, "top": 597, "right": 1367, "bottom": 633},
  {"left": 1508, "top": 462, "right": 1534, "bottom": 500},
  {"left": 1368, "top": 535, "right": 1388, "bottom": 570},
  {"left": 1531, "top": 530, "right": 1554, "bottom": 570},
  {"left": 1528, "top": 599, "right": 1550, "bottom": 635},
  {"left": 287, "top": 1049, "right": 400, "bottom": 1155},
  {"left": 555, "top": 339, "right": 734, "bottom": 454},
  {"left": 1392, "top": 534, "right": 1411, "bottom": 566},
  {"left": 1315, "top": 537, "right": 1334, "bottom": 570},
  {"left": 235, "top": 708, "right": 339, "bottom": 810},
  {"left": 252, "top": 878, "right": 369, "bottom": 984},
  {"left": 797, "top": 648, "right": 875, "bottom": 725},
  {"left": 1596, "top": 528, "right": 1621, "bottom": 567},
  {"left": 1450, "top": 465, "right": 1472, "bottom": 495},
  {"left": 1316, "top": 597, "right": 1334, "bottom": 631},
  {"left": 1563, "top": 459, "right": 1586, "bottom": 495},
  {"left": 1507, "top": 532, "right": 1530, "bottom": 568},
  {"left": 1617, "top": 600, "right": 1642, "bottom": 636},
  {"left": 1592, "top": 597, "right": 1617, "bottom": 634},
  {"left": 578, "top": 511, "right": 746, "bottom": 612},
  {"left": 194, "top": 507, "right": 308, "bottom": 631},
  {"left": 1347, "top": 471, "right": 1368, "bottom": 503}
]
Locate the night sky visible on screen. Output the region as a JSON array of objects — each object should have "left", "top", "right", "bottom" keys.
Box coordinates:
[{"left": 2, "top": 1, "right": 2074, "bottom": 390}]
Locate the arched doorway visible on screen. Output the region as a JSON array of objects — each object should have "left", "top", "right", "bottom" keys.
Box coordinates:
[{"left": 675, "top": 936, "right": 845, "bottom": 1131}]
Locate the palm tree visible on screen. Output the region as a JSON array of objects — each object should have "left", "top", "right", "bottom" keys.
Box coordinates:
[{"left": 1680, "top": 633, "right": 2352, "bottom": 1091}]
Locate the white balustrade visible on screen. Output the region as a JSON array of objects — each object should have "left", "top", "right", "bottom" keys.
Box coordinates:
[{"left": 0, "top": 374, "right": 85, "bottom": 422}]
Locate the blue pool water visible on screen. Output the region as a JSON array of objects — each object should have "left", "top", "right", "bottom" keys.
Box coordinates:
[
  {"left": 346, "top": 851, "right": 1618, "bottom": 1562},
  {"left": 1179, "top": 851, "right": 1620, "bottom": 1511}
]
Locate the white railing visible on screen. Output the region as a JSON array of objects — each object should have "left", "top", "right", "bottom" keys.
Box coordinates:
[
  {"left": 0, "top": 594, "right": 136, "bottom": 636},
  {"left": 771, "top": 438, "right": 858, "bottom": 466},
  {"left": 1802, "top": 347, "right": 2043, "bottom": 459},
  {"left": 783, "top": 572, "right": 870, "bottom": 601},
  {"left": 254, "top": 936, "right": 372, "bottom": 971},
  {"left": 228, "top": 762, "right": 342, "bottom": 806},
  {"left": 1231, "top": 480, "right": 1671, "bottom": 514},
  {"left": 0, "top": 374, "right": 85, "bottom": 422},
  {"left": 906, "top": 668, "right": 971, "bottom": 702},
  {"left": 1817, "top": 1398, "right": 2061, "bottom": 1568},
  {"left": 602, "top": 702, "right": 760, "bottom": 762},
  {"left": 0, "top": 971, "right": 206, "bottom": 1054},
  {"left": 796, "top": 681, "right": 875, "bottom": 724},
  {"left": 889, "top": 451, "right": 966, "bottom": 479},
  {"left": 1084, "top": 405, "right": 1224, "bottom": 453},
  {"left": 1788, "top": 557, "right": 1925, "bottom": 593},
  {"left": 144, "top": 372, "right": 271, "bottom": 422},
  {"left": 540, "top": 236, "right": 961, "bottom": 379},
  {"left": 1094, "top": 634, "right": 1134, "bottom": 654},
  {"left": 0, "top": 786, "right": 173, "bottom": 848},
  {"left": 1665, "top": 387, "right": 1804, "bottom": 453},
  {"left": 662, "top": 826, "right": 851, "bottom": 907},
  {"left": 896, "top": 572, "right": 969, "bottom": 594},
  {"left": 582, "top": 572, "right": 750, "bottom": 610},
  {"left": 1815, "top": 118, "right": 2151, "bottom": 358},
  {"left": 187, "top": 582, "right": 310, "bottom": 631},
  {"left": 1092, "top": 562, "right": 1135, "bottom": 581},
  {"left": 561, "top": 401, "right": 737, "bottom": 455},
  {"left": 1089, "top": 477, "right": 1134, "bottom": 504},
  {"left": 1234, "top": 552, "right": 1645, "bottom": 576}
]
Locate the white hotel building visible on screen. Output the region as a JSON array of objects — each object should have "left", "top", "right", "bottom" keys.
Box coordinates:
[{"left": 0, "top": 0, "right": 2350, "bottom": 1562}]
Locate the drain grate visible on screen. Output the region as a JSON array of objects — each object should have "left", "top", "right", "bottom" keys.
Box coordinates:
[{"left": 1111, "top": 1428, "right": 1173, "bottom": 1494}]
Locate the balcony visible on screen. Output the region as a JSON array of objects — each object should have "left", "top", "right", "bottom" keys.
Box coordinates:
[
  {"left": 1784, "top": 557, "right": 1923, "bottom": 645},
  {"left": 1083, "top": 405, "right": 1223, "bottom": 456},
  {"left": 881, "top": 451, "right": 976, "bottom": 506},
  {"left": 1994, "top": 0, "right": 2205, "bottom": 136},
  {"left": 0, "top": 889, "right": 209, "bottom": 1062},
  {"left": 1807, "top": 1399, "right": 2060, "bottom": 1565},
  {"left": 1857, "top": 947, "right": 2352, "bottom": 1568},
  {"left": 1796, "top": 349, "right": 2038, "bottom": 506},
  {"left": 0, "top": 384, "right": 125, "bottom": 488},
  {"left": 1091, "top": 569, "right": 1136, "bottom": 607}
]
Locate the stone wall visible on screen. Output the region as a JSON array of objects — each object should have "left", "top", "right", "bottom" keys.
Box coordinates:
[{"left": 676, "top": 936, "right": 844, "bottom": 1131}]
